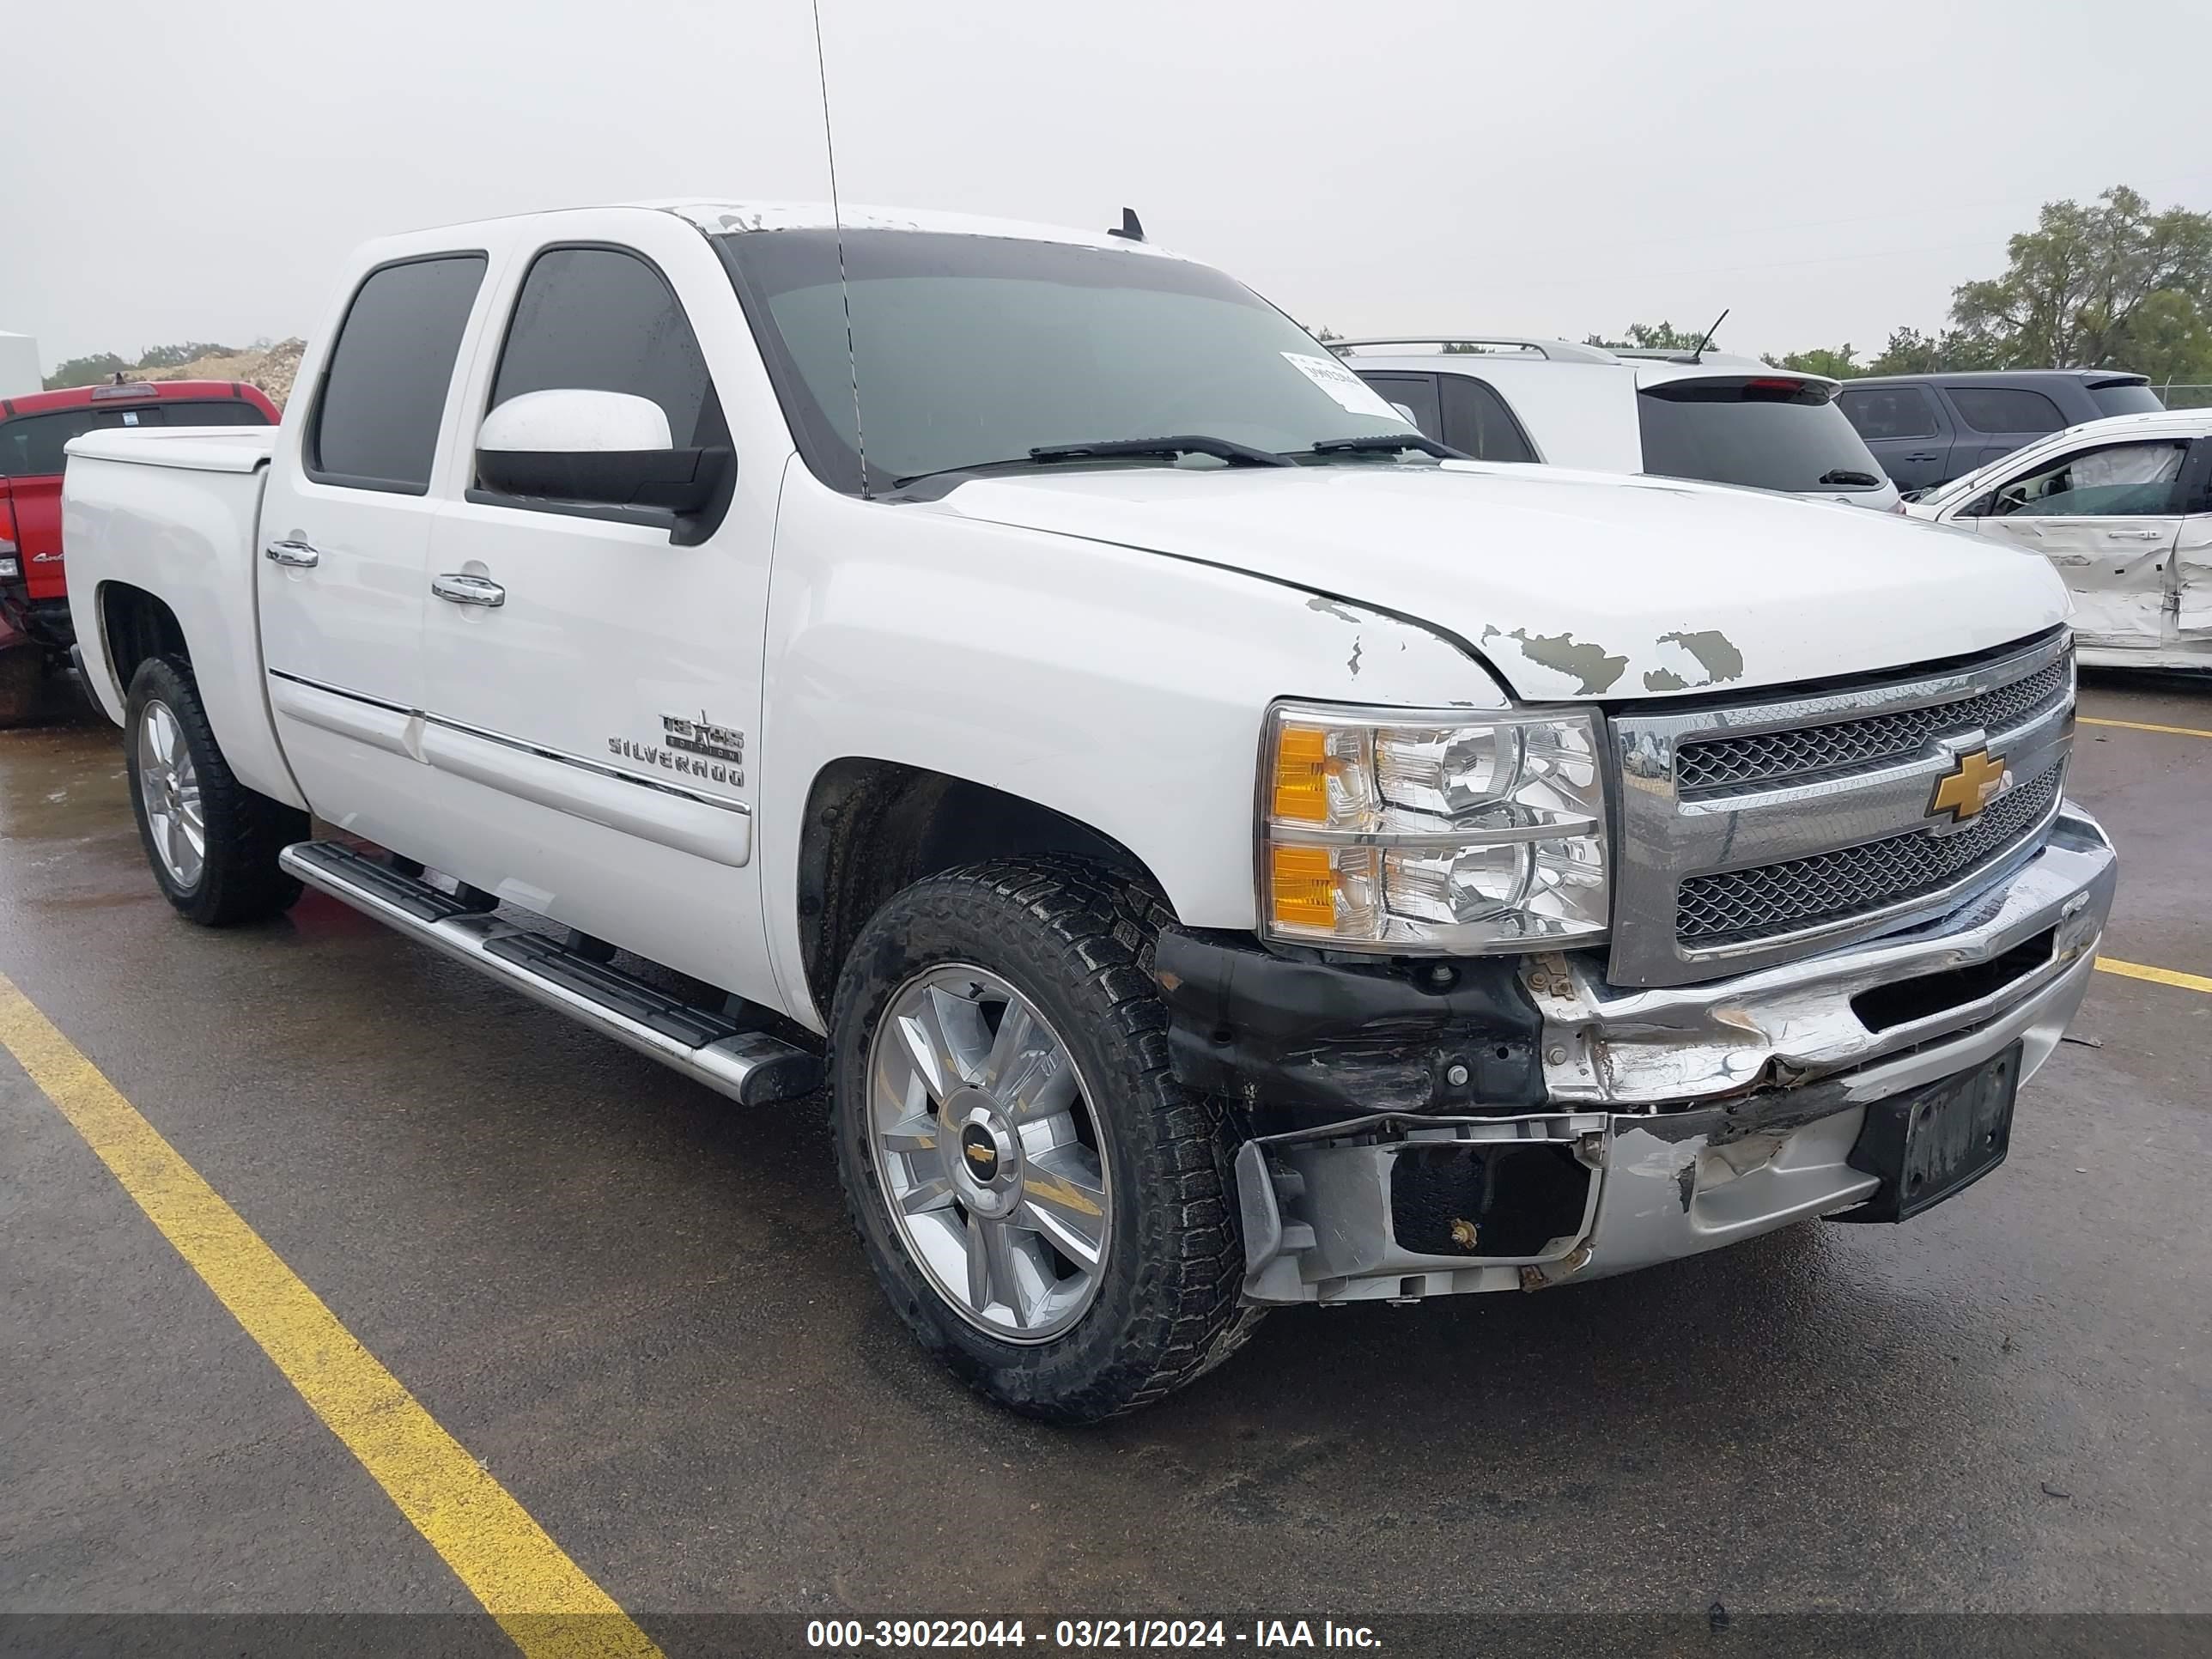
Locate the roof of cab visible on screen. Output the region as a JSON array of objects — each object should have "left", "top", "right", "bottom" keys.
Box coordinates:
[{"left": 647, "top": 199, "right": 1182, "bottom": 257}]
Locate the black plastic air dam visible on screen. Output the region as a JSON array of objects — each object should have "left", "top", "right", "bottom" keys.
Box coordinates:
[{"left": 1152, "top": 929, "right": 1547, "bottom": 1133}]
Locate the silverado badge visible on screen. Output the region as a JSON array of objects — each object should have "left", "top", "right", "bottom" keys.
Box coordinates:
[{"left": 1929, "top": 748, "right": 2008, "bottom": 823}]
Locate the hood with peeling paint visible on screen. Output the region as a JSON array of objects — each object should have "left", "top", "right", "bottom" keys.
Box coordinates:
[{"left": 926, "top": 463, "right": 2069, "bottom": 701}]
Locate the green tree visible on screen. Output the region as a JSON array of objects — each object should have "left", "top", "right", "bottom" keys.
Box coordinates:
[
  {"left": 1583, "top": 320, "right": 1713, "bottom": 353},
  {"left": 1948, "top": 185, "right": 2212, "bottom": 370},
  {"left": 1767, "top": 344, "right": 1858, "bottom": 379},
  {"left": 42, "top": 352, "right": 131, "bottom": 390},
  {"left": 136, "top": 341, "right": 236, "bottom": 370}
]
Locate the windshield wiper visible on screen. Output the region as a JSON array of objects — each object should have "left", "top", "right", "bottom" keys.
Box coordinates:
[
  {"left": 1028, "top": 434, "right": 1297, "bottom": 468},
  {"left": 1819, "top": 468, "right": 1881, "bottom": 487},
  {"left": 1307, "top": 434, "right": 1468, "bottom": 460},
  {"left": 894, "top": 434, "right": 1295, "bottom": 490}
]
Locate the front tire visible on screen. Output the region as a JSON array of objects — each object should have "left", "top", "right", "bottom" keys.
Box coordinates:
[
  {"left": 125, "top": 655, "right": 307, "bottom": 926},
  {"left": 830, "top": 858, "right": 1259, "bottom": 1423}
]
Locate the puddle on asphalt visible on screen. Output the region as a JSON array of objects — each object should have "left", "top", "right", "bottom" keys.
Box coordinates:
[{"left": 0, "top": 718, "right": 131, "bottom": 845}]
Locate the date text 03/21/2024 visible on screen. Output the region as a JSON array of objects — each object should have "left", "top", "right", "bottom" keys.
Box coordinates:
[{"left": 804, "top": 1620, "right": 1382, "bottom": 1650}]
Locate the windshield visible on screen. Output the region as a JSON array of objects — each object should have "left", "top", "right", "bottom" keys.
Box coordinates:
[
  {"left": 716, "top": 228, "right": 1414, "bottom": 494},
  {"left": 2088, "top": 380, "right": 2163, "bottom": 418},
  {"left": 1637, "top": 377, "right": 1887, "bottom": 494}
]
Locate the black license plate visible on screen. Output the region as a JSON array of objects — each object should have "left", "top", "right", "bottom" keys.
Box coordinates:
[{"left": 1840, "top": 1042, "right": 2021, "bottom": 1223}]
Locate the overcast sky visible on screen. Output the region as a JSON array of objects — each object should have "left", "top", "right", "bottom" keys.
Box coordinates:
[{"left": 7, "top": 0, "right": 2209, "bottom": 371}]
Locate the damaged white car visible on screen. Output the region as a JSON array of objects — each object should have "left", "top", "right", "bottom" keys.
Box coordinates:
[{"left": 1907, "top": 408, "right": 2212, "bottom": 671}]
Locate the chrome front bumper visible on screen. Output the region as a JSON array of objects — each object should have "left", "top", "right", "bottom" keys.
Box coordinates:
[{"left": 1235, "top": 806, "right": 2117, "bottom": 1304}]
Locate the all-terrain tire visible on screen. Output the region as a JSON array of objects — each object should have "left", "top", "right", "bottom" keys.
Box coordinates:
[
  {"left": 830, "top": 856, "right": 1262, "bottom": 1423},
  {"left": 125, "top": 654, "right": 307, "bottom": 926},
  {"left": 0, "top": 643, "right": 41, "bottom": 729}
]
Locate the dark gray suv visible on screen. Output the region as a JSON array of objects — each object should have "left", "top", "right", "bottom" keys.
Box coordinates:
[{"left": 1837, "top": 370, "right": 2162, "bottom": 493}]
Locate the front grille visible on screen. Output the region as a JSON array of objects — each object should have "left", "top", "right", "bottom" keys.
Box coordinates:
[
  {"left": 1674, "top": 657, "right": 2069, "bottom": 795},
  {"left": 1675, "top": 767, "right": 2062, "bottom": 947}
]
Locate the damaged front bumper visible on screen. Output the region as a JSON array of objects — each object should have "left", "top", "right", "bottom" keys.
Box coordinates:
[{"left": 1224, "top": 805, "right": 2117, "bottom": 1305}]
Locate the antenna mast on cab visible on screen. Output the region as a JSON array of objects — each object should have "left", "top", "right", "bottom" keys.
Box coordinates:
[{"left": 810, "top": 0, "right": 869, "bottom": 497}]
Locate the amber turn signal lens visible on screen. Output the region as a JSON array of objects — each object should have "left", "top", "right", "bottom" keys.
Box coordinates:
[
  {"left": 1269, "top": 843, "right": 1336, "bottom": 928},
  {"left": 1272, "top": 724, "right": 1330, "bottom": 823}
]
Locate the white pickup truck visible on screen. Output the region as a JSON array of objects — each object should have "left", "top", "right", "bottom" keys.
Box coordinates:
[{"left": 64, "top": 201, "right": 2117, "bottom": 1421}]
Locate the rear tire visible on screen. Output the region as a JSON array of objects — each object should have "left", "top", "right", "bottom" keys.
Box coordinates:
[
  {"left": 830, "top": 857, "right": 1260, "bottom": 1424},
  {"left": 0, "top": 643, "right": 40, "bottom": 729},
  {"left": 125, "top": 654, "right": 307, "bottom": 926}
]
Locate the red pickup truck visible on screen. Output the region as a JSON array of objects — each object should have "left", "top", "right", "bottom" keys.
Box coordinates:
[{"left": 1, "top": 379, "right": 279, "bottom": 723}]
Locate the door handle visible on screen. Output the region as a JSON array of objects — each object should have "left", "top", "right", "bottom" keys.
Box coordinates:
[
  {"left": 2105, "top": 528, "right": 2164, "bottom": 540},
  {"left": 264, "top": 538, "right": 321, "bottom": 568},
  {"left": 431, "top": 573, "right": 506, "bottom": 608},
  {"left": 1904, "top": 452, "right": 1940, "bottom": 462}
]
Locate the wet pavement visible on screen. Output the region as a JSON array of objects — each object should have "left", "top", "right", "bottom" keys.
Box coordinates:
[{"left": 2, "top": 671, "right": 2207, "bottom": 1640}]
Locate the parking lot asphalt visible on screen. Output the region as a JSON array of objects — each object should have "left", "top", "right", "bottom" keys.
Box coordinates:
[{"left": 2, "top": 670, "right": 2207, "bottom": 1645}]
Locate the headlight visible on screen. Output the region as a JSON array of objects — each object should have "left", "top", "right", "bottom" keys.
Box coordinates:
[
  {"left": 0, "top": 557, "right": 18, "bottom": 580},
  {"left": 1260, "top": 701, "right": 1609, "bottom": 952}
]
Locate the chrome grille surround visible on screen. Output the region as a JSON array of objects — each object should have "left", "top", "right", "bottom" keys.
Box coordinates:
[{"left": 1607, "top": 629, "right": 2075, "bottom": 988}]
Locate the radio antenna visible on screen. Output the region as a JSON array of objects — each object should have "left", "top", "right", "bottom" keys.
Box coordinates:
[
  {"left": 810, "top": 0, "right": 869, "bottom": 497},
  {"left": 1690, "top": 307, "right": 1729, "bottom": 364}
]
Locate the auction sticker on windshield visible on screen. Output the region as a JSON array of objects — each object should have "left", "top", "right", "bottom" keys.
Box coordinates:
[{"left": 1280, "top": 352, "right": 1407, "bottom": 421}]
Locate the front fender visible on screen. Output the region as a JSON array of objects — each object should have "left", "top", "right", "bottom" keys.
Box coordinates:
[{"left": 758, "top": 471, "right": 1503, "bottom": 1024}]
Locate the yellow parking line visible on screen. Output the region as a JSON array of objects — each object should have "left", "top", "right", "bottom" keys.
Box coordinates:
[
  {"left": 0, "top": 974, "right": 659, "bottom": 1659},
  {"left": 2079, "top": 716, "right": 2212, "bottom": 740},
  {"left": 2096, "top": 957, "right": 2212, "bottom": 996}
]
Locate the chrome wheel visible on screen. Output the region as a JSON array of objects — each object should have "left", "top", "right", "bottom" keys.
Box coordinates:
[
  {"left": 866, "top": 963, "right": 1111, "bottom": 1344},
  {"left": 137, "top": 698, "right": 205, "bottom": 890}
]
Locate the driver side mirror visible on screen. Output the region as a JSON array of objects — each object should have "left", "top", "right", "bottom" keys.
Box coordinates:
[
  {"left": 1955, "top": 493, "right": 1995, "bottom": 519},
  {"left": 477, "top": 388, "right": 732, "bottom": 514}
]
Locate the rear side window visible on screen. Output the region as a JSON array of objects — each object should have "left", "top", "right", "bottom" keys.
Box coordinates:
[
  {"left": 1441, "top": 374, "right": 1537, "bottom": 463},
  {"left": 1947, "top": 386, "right": 2064, "bottom": 435},
  {"left": 487, "top": 246, "right": 726, "bottom": 452},
  {"left": 0, "top": 399, "right": 270, "bottom": 477},
  {"left": 310, "top": 253, "right": 487, "bottom": 493},
  {"left": 1355, "top": 373, "right": 1441, "bottom": 441},
  {"left": 2089, "top": 380, "right": 2163, "bottom": 418},
  {"left": 1838, "top": 386, "right": 1939, "bottom": 441},
  {"left": 1638, "top": 378, "right": 1886, "bottom": 493}
]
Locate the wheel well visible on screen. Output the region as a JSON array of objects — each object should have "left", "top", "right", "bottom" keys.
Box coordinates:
[
  {"left": 99, "top": 583, "right": 188, "bottom": 690},
  {"left": 797, "top": 759, "right": 1167, "bottom": 1019}
]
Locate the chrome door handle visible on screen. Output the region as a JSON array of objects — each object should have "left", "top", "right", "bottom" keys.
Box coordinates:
[
  {"left": 264, "top": 538, "right": 321, "bottom": 568},
  {"left": 431, "top": 573, "right": 506, "bottom": 608},
  {"left": 2105, "top": 528, "right": 2163, "bottom": 540}
]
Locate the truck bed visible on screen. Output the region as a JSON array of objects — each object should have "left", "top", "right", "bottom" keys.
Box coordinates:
[{"left": 63, "top": 425, "right": 303, "bottom": 808}]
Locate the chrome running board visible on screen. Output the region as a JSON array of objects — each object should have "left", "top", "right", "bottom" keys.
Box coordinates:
[{"left": 280, "top": 841, "right": 820, "bottom": 1108}]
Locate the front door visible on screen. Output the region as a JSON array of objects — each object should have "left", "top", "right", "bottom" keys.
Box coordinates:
[
  {"left": 1954, "top": 434, "right": 2191, "bottom": 653},
  {"left": 417, "top": 227, "right": 777, "bottom": 1004},
  {"left": 255, "top": 252, "right": 491, "bottom": 846}
]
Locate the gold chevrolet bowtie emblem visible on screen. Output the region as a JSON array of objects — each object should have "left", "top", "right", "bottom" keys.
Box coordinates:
[
  {"left": 1930, "top": 748, "right": 2008, "bottom": 822},
  {"left": 965, "top": 1141, "right": 995, "bottom": 1167}
]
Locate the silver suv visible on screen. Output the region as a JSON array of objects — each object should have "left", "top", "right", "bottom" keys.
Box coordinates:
[{"left": 1340, "top": 336, "right": 1903, "bottom": 511}]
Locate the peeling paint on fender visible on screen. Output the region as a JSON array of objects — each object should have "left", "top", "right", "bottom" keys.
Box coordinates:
[{"left": 1481, "top": 626, "right": 1630, "bottom": 696}]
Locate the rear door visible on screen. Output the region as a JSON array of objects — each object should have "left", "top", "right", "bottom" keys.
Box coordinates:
[
  {"left": 1636, "top": 374, "right": 1893, "bottom": 505},
  {"left": 1942, "top": 383, "right": 2069, "bottom": 471},
  {"left": 2174, "top": 439, "right": 2212, "bottom": 640},
  {"left": 1955, "top": 434, "right": 2190, "bottom": 652},
  {"left": 1837, "top": 383, "right": 1955, "bottom": 490},
  {"left": 256, "top": 251, "right": 491, "bottom": 842}
]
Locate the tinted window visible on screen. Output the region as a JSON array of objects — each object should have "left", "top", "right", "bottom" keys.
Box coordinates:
[
  {"left": 489, "top": 246, "right": 725, "bottom": 453},
  {"left": 1440, "top": 374, "right": 1537, "bottom": 463},
  {"left": 720, "top": 229, "right": 1419, "bottom": 495},
  {"left": 1357, "top": 373, "right": 1441, "bottom": 440},
  {"left": 1988, "top": 439, "right": 2188, "bottom": 518},
  {"left": 311, "top": 254, "right": 486, "bottom": 493},
  {"left": 1948, "top": 386, "right": 2064, "bottom": 434},
  {"left": 1838, "top": 385, "right": 1939, "bottom": 441},
  {"left": 0, "top": 399, "right": 270, "bottom": 477},
  {"left": 1637, "top": 378, "right": 1887, "bottom": 493},
  {"left": 2089, "top": 380, "right": 2163, "bottom": 418}
]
